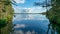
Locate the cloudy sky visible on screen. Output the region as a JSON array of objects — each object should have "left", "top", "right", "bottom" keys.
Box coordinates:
[{"left": 13, "top": 0, "right": 47, "bottom": 13}]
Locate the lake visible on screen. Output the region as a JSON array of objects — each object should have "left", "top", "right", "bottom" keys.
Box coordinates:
[{"left": 11, "top": 14, "right": 54, "bottom": 34}]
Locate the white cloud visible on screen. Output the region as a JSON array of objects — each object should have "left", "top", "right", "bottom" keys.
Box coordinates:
[
  {"left": 28, "top": 7, "right": 46, "bottom": 13},
  {"left": 14, "top": 0, "right": 25, "bottom": 3},
  {"left": 13, "top": 6, "right": 46, "bottom": 13}
]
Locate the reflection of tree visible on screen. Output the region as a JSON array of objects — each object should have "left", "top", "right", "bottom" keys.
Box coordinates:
[{"left": 47, "top": 20, "right": 60, "bottom": 34}]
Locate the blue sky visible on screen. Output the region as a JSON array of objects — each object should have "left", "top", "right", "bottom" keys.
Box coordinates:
[
  {"left": 14, "top": 0, "right": 45, "bottom": 8},
  {"left": 13, "top": 0, "right": 48, "bottom": 13}
]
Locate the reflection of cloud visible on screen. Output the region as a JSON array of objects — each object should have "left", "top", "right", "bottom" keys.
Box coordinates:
[
  {"left": 13, "top": 14, "right": 48, "bottom": 20},
  {"left": 14, "top": 24, "right": 26, "bottom": 28},
  {"left": 14, "top": 30, "right": 38, "bottom": 34},
  {"left": 14, "top": 0, "right": 25, "bottom": 3},
  {"left": 27, "top": 15, "right": 34, "bottom": 20},
  {"left": 31, "top": 30, "right": 36, "bottom": 34},
  {"left": 26, "top": 31, "right": 32, "bottom": 34},
  {"left": 14, "top": 30, "right": 24, "bottom": 34}
]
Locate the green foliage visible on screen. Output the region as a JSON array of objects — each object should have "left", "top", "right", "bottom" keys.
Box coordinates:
[
  {"left": 4, "top": 1, "right": 11, "bottom": 5},
  {"left": 46, "top": 0, "right": 60, "bottom": 24},
  {"left": 0, "top": 18, "right": 7, "bottom": 29},
  {"left": 2, "top": 9, "right": 6, "bottom": 12},
  {"left": 4, "top": 0, "right": 11, "bottom": 5},
  {"left": 0, "top": 0, "right": 14, "bottom": 34},
  {"left": 0, "top": 0, "right": 17, "bottom": 6},
  {"left": 56, "top": 17, "right": 60, "bottom": 24}
]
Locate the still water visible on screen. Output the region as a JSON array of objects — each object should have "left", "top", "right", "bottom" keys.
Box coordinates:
[{"left": 12, "top": 14, "right": 50, "bottom": 34}]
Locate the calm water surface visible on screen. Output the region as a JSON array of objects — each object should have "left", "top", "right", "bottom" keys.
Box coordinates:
[{"left": 12, "top": 14, "right": 50, "bottom": 34}]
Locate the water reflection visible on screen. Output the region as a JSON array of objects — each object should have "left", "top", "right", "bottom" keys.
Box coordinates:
[
  {"left": 12, "top": 14, "right": 60, "bottom": 34},
  {"left": 46, "top": 12, "right": 60, "bottom": 34},
  {"left": 12, "top": 14, "right": 49, "bottom": 34},
  {"left": 47, "top": 21, "right": 60, "bottom": 34},
  {"left": 13, "top": 14, "right": 48, "bottom": 20},
  {"left": 1, "top": 13, "right": 60, "bottom": 34}
]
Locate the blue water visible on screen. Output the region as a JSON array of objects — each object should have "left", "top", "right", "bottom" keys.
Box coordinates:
[{"left": 12, "top": 14, "right": 50, "bottom": 34}]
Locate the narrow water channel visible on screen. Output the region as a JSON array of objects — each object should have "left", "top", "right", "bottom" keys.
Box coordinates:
[{"left": 12, "top": 14, "right": 50, "bottom": 34}]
